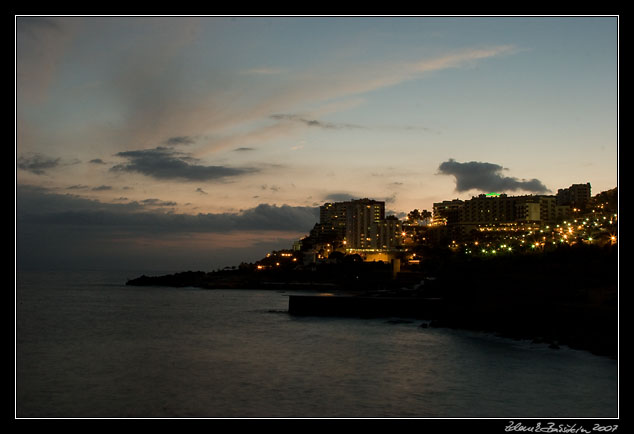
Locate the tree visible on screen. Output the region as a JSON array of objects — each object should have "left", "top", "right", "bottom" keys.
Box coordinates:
[
  {"left": 408, "top": 209, "right": 432, "bottom": 225},
  {"left": 408, "top": 209, "right": 422, "bottom": 223}
]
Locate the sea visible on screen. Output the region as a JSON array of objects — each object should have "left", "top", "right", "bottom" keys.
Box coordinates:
[{"left": 15, "top": 270, "right": 619, "bottom": 419}]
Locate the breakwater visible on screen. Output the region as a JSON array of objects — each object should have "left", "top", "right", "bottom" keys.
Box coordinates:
[
  {"left": 287, "top": 290, "right": 617, "bottom": 359},
  {"left": 288, "top": 294, "right": 445, "bottom": 319}
]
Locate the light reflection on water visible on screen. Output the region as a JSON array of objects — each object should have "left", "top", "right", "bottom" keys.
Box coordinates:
[{"left": 16, "top": 271, "right": 618, "bottom": 418}]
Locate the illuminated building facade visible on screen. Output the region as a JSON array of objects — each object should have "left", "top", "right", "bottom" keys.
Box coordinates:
[
  {"left": 319, "top": 201, "right": 349, "bottom": 239},
  {"left": 434, "top": 192, "right": 577, "bottom": 234},
  {"left": 461, "top": 194, "right": 516, "bottom": 224},
  {"left": 345, "top": 199, "right": 385, "bottom": 249},
  {"left": 317, "top": 198, "right": 402, "bottom": 253},
  {"left": 376, "top": 217, "right": 402, "bottom": 250}
]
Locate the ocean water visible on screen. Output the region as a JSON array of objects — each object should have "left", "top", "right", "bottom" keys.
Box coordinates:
[{"left": 16, "top": 270, "right": 618, "bottom": 418}]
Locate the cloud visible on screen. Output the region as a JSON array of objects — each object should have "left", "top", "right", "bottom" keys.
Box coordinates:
[
  {"left": 16, "top": 185, "right": 317, "bottom": 271},
  {"left": 17, "top": 17, "right": 62, "bottom": 34},
  {"left": 110, "top": 147, "right": 258, "bottom": 181},
  {"left": 17, "top": 153, "right": 61, "bottom": 175},
  {"left": 260, "top": 184, "right": 281, "bottom": 192},
  {"left": 92, "top": 185, "right": 113, "bottom": 191},
  {"left": 411, "top": 45, "right": 519, "bottom": 75},
  {"left": 196, "top": 45, "right": 516, "bottom": 156},
  {"left": 437, "top": 159, "right": 550, "bottom": 193},
  {"left": 18, "top": 16, "right": 518, "bottom": 164},
  {"left": 139, "top": 198, "right": 178, "bottom": 207},
  {"left": 17, "top": 185, "right": 318, "bottom": 234},
  {"left": 269, "top": 113, "right": 434, "bottom": 134},
  {"left": 16, "top": 17, "right": 73, "bottom": 104},
  {"left": 164, "top": 136, "right": 196, "bottom": 146},
  {"left": 233, "top": 147, "right": 256, "bottom": 152},
  {"left": 195, "top": 187, "right": 208, "bottom": 195},
  {"left": 98, "top": 18, "right": 207, "bottom": 146},
  {"left": 387, "top": 210, "right": 407, "bottom": 219},
  {"left": 270, "top": 114, "right": 364, "bottom": 130},
  {"left": 383, "top": 193, "right": 398, "bottom": 204},
  {"left": 89, "top": 158, "right": 107, "bottom": 164},
  {"left": 324, "top": 193, "right": 358, "bottom": 202}
]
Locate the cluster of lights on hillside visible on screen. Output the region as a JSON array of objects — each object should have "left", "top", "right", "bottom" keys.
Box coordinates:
[
  {"left": 449, "top": 210, "right": 617, "bottom": 256},
  {"left": 254, "top": 197, "right": 617, "bottom": 268}
]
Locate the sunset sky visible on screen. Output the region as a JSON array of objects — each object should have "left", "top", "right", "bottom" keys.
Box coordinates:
[{"left": 16, "top": 16, "right": 618, "bottom": 272}]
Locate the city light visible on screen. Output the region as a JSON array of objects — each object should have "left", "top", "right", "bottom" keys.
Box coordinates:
[{"left": 297, "top": 186, "right": 615, "bottom": 264}]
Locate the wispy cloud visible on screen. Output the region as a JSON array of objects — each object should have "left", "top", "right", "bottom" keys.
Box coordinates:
[
  {"left": 270, "top": 113, "right": 436, "bottom": 133},
  {"left": 270, "top": 114, "right": 365, "bottom": 130},
  {"left": 92, "top": 185, "right": 113, "bottom": 191},
  {"left": 18, "top": 16, "right": 520, "bottom": 165},
  {"left": 437, "top": 158, "right": 550, "bottom": 193},
  {"left": 16, "top": 17, "right": 72, "bottom": 105},
  {"left": 272, "top": 45, "right": 519, "bottom": 113},
  {"left": 124, "top": 43, "right": 517, "bottom": 157},
  {"left": 411, "top": 45, "right": 519, "bottom": 75},
  {"left": 138, "top": 198, "right": 177, "bottom": 207},
  {"left": 164, "top": 136, "right": 196, "bottom": 146}
]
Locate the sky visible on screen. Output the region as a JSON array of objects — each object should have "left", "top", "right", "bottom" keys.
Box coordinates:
[{"left": 15, "top": 15, "right": 619, "bottom": 272}]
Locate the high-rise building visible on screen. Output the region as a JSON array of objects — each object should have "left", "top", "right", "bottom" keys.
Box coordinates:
[
  {"left": 557, "top": 183, "right": 591, "bottom": 209},
  {"left": 319, "top": 201, "right": 349, "bottom": 239},
  {"left": 318, "top": 198, "right": 402, "bottom": 251},
  {"left": 344, "top": 198, "right": 385, "bottom": 249},
  {"left": 375, "top": 217, "right": 403, "bottom": 250}
]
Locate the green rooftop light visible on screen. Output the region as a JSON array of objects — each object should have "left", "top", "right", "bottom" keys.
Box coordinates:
[{"left": 485, "top": 192, "right": 501, "bottom": 197}]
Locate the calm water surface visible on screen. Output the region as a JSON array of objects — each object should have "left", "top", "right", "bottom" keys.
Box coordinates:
[{"left": 16, "top": 270, "right": 618, "bottom": 418}]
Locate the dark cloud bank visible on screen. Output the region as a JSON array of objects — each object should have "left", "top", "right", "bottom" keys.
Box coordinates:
[
  {"left": 17, "top": 186, "right": 318, "bottom": 234},
  {"left": 438, "top": 159, "right": 549, "bottom": 194},
  {"left": 16, "top": 186, "right": 318, "bottom": 271}
]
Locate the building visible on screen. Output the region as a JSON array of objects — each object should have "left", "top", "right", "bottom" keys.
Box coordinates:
[
  {"left": 439, "top": 192, "right": 573, "bottom": 235},
  {"left": 557, "top": 183, "right": 591, "bottom": 209},
  {"left": 519, "top": 195, "right": 571, "bottom": 224},
  {"left": 344, "top": 198, "right": 385, "bottom": 249},
  {"left": 319, "top": 201, "right": 349, "bottom": 239},
  {"left": 316, "top": 198, "right": 403, "bottom": 255},
  {"left": 432, "top": 199, "right": 464, "bottom": 225},
  {"left": 376, "top": 216, "right": 403, "bottom": 250},
  {"left": 461, "top": 194, "right": 517, "bottom": 225}
]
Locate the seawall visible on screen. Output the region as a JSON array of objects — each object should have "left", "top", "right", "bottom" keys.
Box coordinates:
[{"left": 288, "top": 294, "right": 445, "bottom": 319}]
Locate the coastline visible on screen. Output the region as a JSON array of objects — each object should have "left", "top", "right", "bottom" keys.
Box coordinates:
[{"left": 125, "top": 246, "right": 618, "bottom": 359}]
